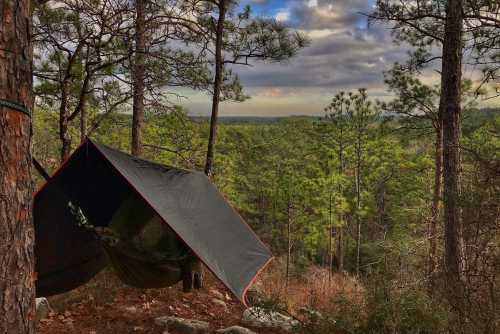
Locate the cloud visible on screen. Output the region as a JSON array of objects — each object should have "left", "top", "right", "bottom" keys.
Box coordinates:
[
  {"left": 275, "top": 9, "right": 290, "bottom": 22},
  {"left": 179, "top": 0, "right": 468, "bottom": 116},
  {"left": 254, "top": 87, "right": 287, "bottom": 98},
  {"left": 307, "top": 0, "right": 318, "bottom": 8}
]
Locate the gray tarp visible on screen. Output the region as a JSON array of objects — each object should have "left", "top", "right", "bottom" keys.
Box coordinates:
[{"left": 34, "top": 139, "right": 272, "bottom": 304}]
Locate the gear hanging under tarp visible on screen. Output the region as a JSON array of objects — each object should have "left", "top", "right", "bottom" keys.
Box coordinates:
[{"left": 72, "top": 192, "right": 191, "bottom": 289}]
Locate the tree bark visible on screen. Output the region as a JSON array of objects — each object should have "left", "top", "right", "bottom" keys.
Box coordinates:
[
  {"left": 440, "top": 0, "right": 464, "bottom": 307},
  {"left": 131, "top": 0, "right": 146, "bottom": 157},
  {"left": 428, "top": 120, "right": 442, "bottom": 290},
  {"left": 204, "top": 0, "right": 226, "bottom": 176},
  {"left": 337, "top": 137, "right": 345, "bottom": 273},
  {"left": 59, "top": 82, "right": 72, "bottom": 161},
  {"left": 337, "top": 225, "right": 344, "bottom": 272},
  {"left": 78, "top": 71, "right": 91, "bottom": 143},
  {"left": 355, "top": 141, "right": 362, "bottom": 276},
  {"left": 328, "top": 193, "right": 333, "bottom": 282},
  {"left": 80, "top": 95, "right": 87, "bottom": 143},
  {"left": 285, "top": 199, "right": 292, "bottom": 287},
  {"left": 0, "top": 0, "right": 36, "bottom": 332}
]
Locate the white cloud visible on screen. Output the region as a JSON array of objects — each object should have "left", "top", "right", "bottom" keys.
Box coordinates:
[
  {"left": 275, "top": 9, "right": 290, "bottom": 22},
  {"left": 307, "top": 0, "right": 318, "bottom": 8}
]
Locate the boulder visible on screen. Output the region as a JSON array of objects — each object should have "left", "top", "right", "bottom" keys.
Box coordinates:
[
  {"left": 242, "top": 307, "right": 299, "bottom": 332},
  {"left": 216, "top": 325, "right": 257, "bottom": 334},
  {"left": 210, "top": 289, "right": 225, "bottom": 301},
  {"left": 211, "top": 298, "right": 228, "bottom": 311},
  {"left": 35, "top": 298, "right": 50, "bottom": 322},
  {"left": 297, "top": 306, "right": 323, "bottom": 320},
  {"left": 155, "top": 316, "right": 210, "bottom": 334}
]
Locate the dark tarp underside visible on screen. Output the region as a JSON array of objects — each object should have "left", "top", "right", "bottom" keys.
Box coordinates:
[{"left": 34, "top": 139, "right": 272, "bottom": 303}]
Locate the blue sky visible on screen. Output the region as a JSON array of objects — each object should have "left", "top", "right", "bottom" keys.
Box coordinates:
[{"left": 177, "top": 0, "right": 498, "bottom": 116}]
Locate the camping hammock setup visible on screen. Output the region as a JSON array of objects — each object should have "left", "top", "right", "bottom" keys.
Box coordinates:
[{"left": 34, "top": 139, "right": 272, "bottom": 304}]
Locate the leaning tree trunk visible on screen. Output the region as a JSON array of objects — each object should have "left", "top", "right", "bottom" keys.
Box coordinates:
[
  {"left": 0, "top": 0, "right": 36, "bottom": 333},
  {"left": 131, "top": 0, "right": 146, "bottom": 157},
  {"left": 440, "top": 0, "right": 464, "bottom": 312},
  {"left": 197, "top": 0, "right": 227, "bottom": 289},
  {"left": 204, "top": 0, "right": 226, "bottom": 177}
]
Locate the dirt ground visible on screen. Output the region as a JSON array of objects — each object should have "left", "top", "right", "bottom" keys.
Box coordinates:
[{"left": 36, "top": 269, "right": 284, "bottom": 334}]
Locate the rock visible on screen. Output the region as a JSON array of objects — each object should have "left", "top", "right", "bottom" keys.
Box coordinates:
[
  {"left": 242, "top": 307, "right": 299, "bottom": 332},
  {"left": 216, "top": 325, "right": 257, "bottom": 334},
  {"left": 122, "top": 306, "right": 138, "bottom": 313},
  {"left": 211, "top": 298, "right": 228, "bottom": 311},
  {"left": 297, "top": 307, "right": 323, "bottom": 320},
  {"left": 35, "top": 298, "right": 50, "bottom": 322},
  {"left": 210, "top": 289, "right": 225, "bottom": 301},
  {"left": 155, "top": 316, "right": 210, "bottom": 334}
]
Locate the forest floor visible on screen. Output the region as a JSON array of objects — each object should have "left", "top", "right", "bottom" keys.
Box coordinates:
[
  {"left": 36, "top": 261, "right": 361, "bottom": 334},
  {"left": 36, "top": 270, "right": 283, "bottom": 334}
]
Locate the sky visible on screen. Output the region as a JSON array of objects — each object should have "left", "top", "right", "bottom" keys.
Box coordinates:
[{"left": 176, "top": 0, "right": 499, "bottom": 117}]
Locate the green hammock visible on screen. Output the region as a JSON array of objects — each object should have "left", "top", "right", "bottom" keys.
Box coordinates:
[{"left": 72, "top": 193, "right": 191, "bottom": 288}]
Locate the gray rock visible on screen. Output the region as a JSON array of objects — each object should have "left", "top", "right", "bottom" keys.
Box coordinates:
[
  {"left": 298, "top": 307, "right": 323, "bottom": 320},
  {"left": 155, "top": 316, "right": 210, "bottom": 334},
  {"left": 212, "top": 298, "right": 228, "bottom": 311},
  {"left": 210, "top": 289, "right": 225, "bottom": 301},
  {"left": 35, "top": 298, "right": 50, "bottom": 322},
  {"left": 216, "top": 325, "right": 257, "bottom": 334},
  {"left": 242, "top": 307, "right": 299, "bottom": 332}
]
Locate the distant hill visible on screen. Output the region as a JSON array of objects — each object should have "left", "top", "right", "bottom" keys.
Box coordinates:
[{"left": 190, "top": 115, "right": 321, "bottom": 124}]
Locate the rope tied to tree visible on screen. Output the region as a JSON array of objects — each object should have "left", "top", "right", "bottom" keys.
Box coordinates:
[{"left": 0, "top": 98, "right": 31, "bottom": 118}]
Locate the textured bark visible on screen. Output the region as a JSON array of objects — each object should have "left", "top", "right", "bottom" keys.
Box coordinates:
[
  {"left": 328, "top": 193, "right": 333, "bottom": 281},
  {"left": 336, "top": 226, "right": 343, "bottom": 272},
  {"left": 0, "top": 0, "right": 36, "bottom": 333},
  {"left": 337, "top": 128, "right": 345, "bottom": 273},
  {"left": 59, "top": 82, "right": 72, "bottom": 161},
  {"left": 440, "top": 0, "right": 464, "bottom": 304},
  {"left": 428, "top": 121, "right": 443, "bottom": 290},
  {"left": 78, "top": 72, "right": 91, "bottom": 143},
  {"left": 204, "top": 0, "right": 226, "bottom": 177},
  {"left": 355, "top": 143, "right": 362, "bottom": 277},
  {"left": 285, "top": 199, "right": 292, "bottom": 287},
  {"left": 80, "top": 95, "right": 87, "bottom": 143},
  {"left": 131, "top": 0, "right": 146, "bottom": 157}
]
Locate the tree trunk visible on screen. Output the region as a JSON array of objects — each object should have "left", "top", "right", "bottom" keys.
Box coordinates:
[
  {"left": 337, "top": 225, "right": 344, "bottom": 272},
  {"left": 195, "top": 0, "right": 222, "bottom": 285},
  {"left": 131, "top": 0, "right": 146, "bottom": 157},
  {"left": 80, "top": 93, "right": 87, "bottom": 143},
  {"left": 337, "top": 140, "right": 345, "bottom": 273},
  {"left": 440, "top": 0, "right": 464, "bottom": 309},
  {"left": 428, "top": 121, "right": 442, "bottom": 290},
  {"left": 355, "top": 144, "right": 362, "bottom": 276},
  {"left": 0, "top": 0, "right": 36, "bottom": 332},
  {"left": 78, "top": 71, "right": 91, "bottom": 143},
  {"left": 59, "top": 83, "right": 72, "bottom": 161},
  {"left": 204, "top": 0, "right": 226, "bottom": 176},
  {"left": 285, "top": 199, "right": 292, "bottom": 287},
  {"left": 328, "top": 193, "right": 333, "bottom": 283}
]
